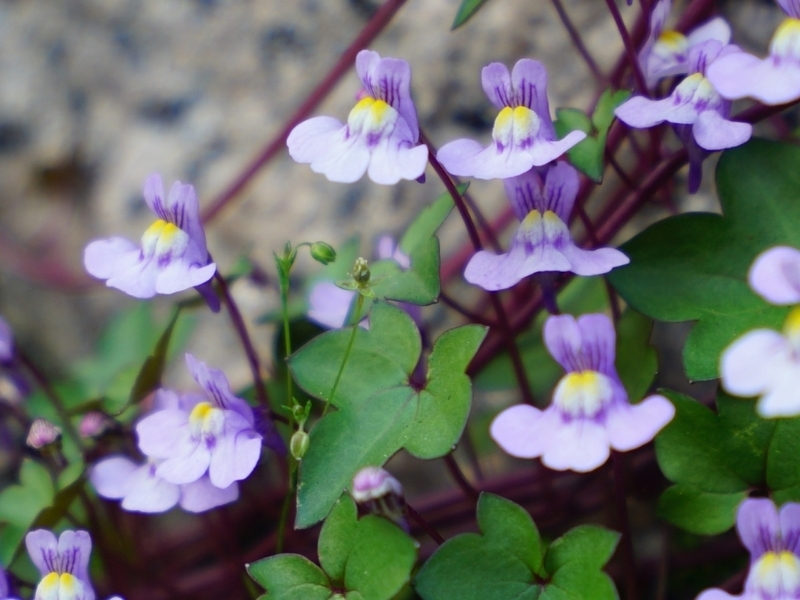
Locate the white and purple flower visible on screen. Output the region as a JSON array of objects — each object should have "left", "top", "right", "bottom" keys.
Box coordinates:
[
  {"left": 437, "top": 59, "right": 586, "bottom": 180},
  {"left": 83, "top": 174, "right": 217, "bottom": 306},
  {"left": 26, "top": 529, "right": 94, "bottom": 600},
  {"left": 616, "top": 40, "right": 752, "bottom": 193},
  {"left": 287, "top": 50, "right": 428, "bottom": 185},
  {"left": 708, "top": 1, "right": 800, "bottom": 105},
  {"left": 0, "top": 565, "right": 20, "bottom": 600},
  {"left": 491, "top": 313, "right": 674, "bottom": 473},
  {"left": 464, "top": 162, "right": 629, "bottom": 291},
  {"left": 639, "top": 0, "right": 731, "bottom": 88},
  {"left": 697, "top": 498, "right": 800, "bottom": 600},
  {"left": 90, "top": 455, "right": 238, "bottom": 514},
  {"left": 721, "top": 246, "right": 800, "bottom": 418},
  {"left": 136, "top": 355, "right": 263, "bottom": 489}
]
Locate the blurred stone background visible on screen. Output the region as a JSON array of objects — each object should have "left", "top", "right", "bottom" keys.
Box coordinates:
[{"left": 0, "top": 0, "right": 785, "bottom": 437}]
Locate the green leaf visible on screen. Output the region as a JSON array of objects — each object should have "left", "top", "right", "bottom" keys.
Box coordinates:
[
  {"left": 415, "top": 494, "right": 618, "bottom": 600},
  {"left": 289, "top": 303, "right": 420, "bottom": 410},
  {"left": 319, "top": 495, "right": 360, "bottom": 584},
  {"left": 658, "top": 485, "right": 746, "bottom": 535},
  {"left": 655, "top": 389, "right": 800, "bottom": 533},
  {"left": 554, "top": 89, "right": 630, "bottom": 183},
  {"left": 127, "top": 308, "right": 183, "bottom": 408},
  {"left": 404, "top": 324, "right": 487, "bottom": 458},
  {"left": 292, "top": 303, "right": 484, "bottom": 527},
  {"left": 615, "top": 310, "right": 657, "bottom": 402},
  {"left": 247, "top": 554, "right": 332, "bottom": 600},
  {"left": 451, "top": 0, "right": 491, "bottom": 29},
  {"left": 370, "top": 186, "right": 459, "bottom": 306},
  {"left": 296, "top": 387, "right": 417, "bottom": 528},
  {"left": 608, "top": 138, "right": 800, "bottom": 380},
  {"left": 344, "top": 515, "right": 418, "bottom": 600},
  {"left": 0, "top": 459, "right": 55, "bottom": 562}
]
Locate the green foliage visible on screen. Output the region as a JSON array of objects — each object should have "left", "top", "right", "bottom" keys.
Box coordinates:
[
  {"left": 0, "top": 459, "right": 55, "bottom": 564},
  {"left": 554, "top": 89, "right": 631, "bottom": 182},
  {"left": 608, "top": 139, "right": 800, "bottom": 381},
  {"left": 451, "top": 0, "right": 491, "bottom": 29},
  {"left": 127, "top": 308, "right": 182, "bottom": 410},
  {"left": 655, "top": 390, "right": 800, "bottom": 534},
  {"left": 369, "top": 186, "right": 460, "bottom": 305},
  {"left": 615, "top": 309, "right": 658, "bottom": 402},
  {"left": 289, "top": 303, "right": 486, "bottom": 527},
  {"left": 249, "top": 495, "right": 417, "bottom": 600},
  {"left": 414, "top": 493, "right": 619, "bottom": 600}
]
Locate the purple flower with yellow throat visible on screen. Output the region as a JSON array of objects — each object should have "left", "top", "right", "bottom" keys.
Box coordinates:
[
  {"left": 491, "top": 313, "right": 674, "bottom": 472},
  {"left": 136, "top": 354, "right": 263, "bottom": 489},
  {"left": 83, "top": 174, "right": 217, "bottom": 307},
  {"left": 464, "top": 162, "right": 629, "bottom": 291},
  {"left": 697, "top": 498, "right": 800, "bottom": 600},
  {"left": 708, "top": 0, "right": 800, "bottom": 105},
  {"left": 26, "top": 529, "right": 94, "bottom": 600},
  {"left": 436, "top": 59, "right": 586, "bottom": 180},
  {"left": 721, "top": 246, "right": 800, "bottom": 418},
  {"left": 287, "top": 50, "right": 428, "bottom": 185}
]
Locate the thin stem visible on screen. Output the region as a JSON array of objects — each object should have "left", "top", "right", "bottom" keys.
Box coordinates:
[
  {"left": 423, "top": 136, "right": 535, "bottom": 405},
  {"left": 278, "top": 264, "right": 295, "bottom": 424},
  {"left": 612, "top": 451, "right": 639, "bottom": 600},
  {"left": 444, "top": 453, "right": 479, "bottom": 501},
  {"left": 405, "top": 503, "right": 445, "bottom": 545},
  {"left": 606, "top": 148, "right": 637, "bottom": 190},
  {"left": 17, "top": 351, "right": 84, "bottom": 452},
  {"left": 440, "top": 292, "right": 498, "bottom": 327},
  {"left": 324, "top": 294, "right": 364, "bottom": 415},
  {"left": 604, "top": 0, "right": 649, "bottom": 94},
  {"left": 200, "top": 0, "right": 409, "bottom": 223},
  {"left": 605, "top": 278, "right": 622, "bottom": 322},
  {"left": 551, "top": 0, "right": 605, "bottom": 82},
  {"left": 214, "top": 272, "right": 275, "bottom": 420},
  {"left": 276, "top": 468, "right": 298, "bottom": 553}
]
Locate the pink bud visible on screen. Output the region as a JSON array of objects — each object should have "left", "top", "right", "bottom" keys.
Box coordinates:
[{"left": 27, "top": 418, "right": 61, "bottom": 449}]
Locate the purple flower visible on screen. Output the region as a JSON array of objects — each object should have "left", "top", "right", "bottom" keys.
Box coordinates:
[
  {"left": 352, "top": 466, "right": 403, "bottom": 504},
  {"left": 639, "top": 0, "right": 731, "bottom": 88},
  {"left": 491, "top": 313, "right": 674, "bottom": 472},
  {"left": 697, "top": 498, "right": 800, "bottom": 600},
  {"left": 0, "top": 317, "right": 12, "bottom": 364},
  {"left": 287, "top": 50, "right": 428, "bottom": 185},
  {"left": 0, "top": 566, "right": 20, "bottom": 600},
  {"left": 25, "top": 529, "right": 94, "bottom": 600},
  {"left": 90, "top": 455, "right": 238, "bottom": 513},
  {"left": 83, "top": 174, "right": 217, "bottom": 303},
  {"left": 720, "top": 246, "right": 800, "bottom": 418},
  {"left": 616, "top": 40, "right": 751, "bottom": 192},
  {"left": 464, "top": 163, "right": 629, "bottom": 291},
  {"left": 136, "top": 354, "right": 263, "bottom": 488},
  {"left": 436, "top": 59, "right": 586, "bottom": 180},
  {"left": 708, "top": 2, "right": 800, "bottom": 105}
]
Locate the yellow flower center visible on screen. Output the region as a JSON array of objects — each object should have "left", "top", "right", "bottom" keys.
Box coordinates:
[
  {"left": 141, "top": 218, "right": 189, "bottom": 263},
  {"left": 346, "top": 97, "right": 398, "bottom": 142},
  {"left": 189, "top": 401, "right": 225, "bottom": 440},
  {"left": 751, "top": 551, "right": 800, "bottom": 596},
  {"left": 492, "top": 106, "right": 540, "bottom": 150},
  {"left": 35, "top": 572, "right": 84, "bottom": 600},
  {"left": 553, "top": 371, "right": 613, "bottom": 418},
  {"left": 772, "top": 18, "right": 800, "bottom": 61}
]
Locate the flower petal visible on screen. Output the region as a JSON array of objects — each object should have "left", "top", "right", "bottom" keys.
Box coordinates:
[
  {"left": 692, "top": 110, "right": 751, "bottom": 151},
  {"left": 560, "top": 244, "right": 630, "bottom": 277},
  {"left": 154, "top": 259, "right": 217, "bottom": 295},
  {"left": 542, "top": 162, "right": 579, "bottom": 220},
  {"left": 136, "top": 409, "right": 190, "bottom": 458},
  {"left": 606, "top": 395, "right": 676, "bottom": 451},
  {"left": 749, "top": 246, "right": 800, "bottom": 305},
  {"left": 757, "top": 372, "right": 800, "bottom": 418},
  {"left": 464, "top": 243, "right": 570, "bottom": 292},
  {"left": 720, "top": 330, "right": 791, "bottom": 398},
  {"left": 437, "top": 138, "right": 534, "bottom": 180},
  {"left": 90, "top": 456, "right": 138, "bottom": 499},
  {"left": 287, "top": 116, "right": 345, "bottom": 164},
  {"left": 56, "top": 530, "right": 92, "bottom": 589},
  {"left": 778, "top": 0, "right": 800, "bottom": 18},
  {"left": 615, "top": 94, "right": 698, "bottom": 129},
  {"left": 208, "top": 414, "right": 263, "bottom": 488},
  {"left": 481, "top": 62, "right": 513, "bottom": 109},
  {"left": 142, "top": 173, "right": 166, "bottom": 217},
  {"left": 686, "top": 17, "right": 732, "bottom": 47},
  {"left": 543, "top": 314, "right": 584, "bottom": 373},
  {"left": 356, "top": 50, "right": 419, "bottom": 141},
  {"left": 25, "top": 529, "right": 58, "bottom": 576},
  {"left": 541, "top": 419, "right": 611, "bottom": 473},
  {"left": 576, "top": 313, "right": 618, "bottom": 375},
  {"left": 367, "top": 136, "right": 428, "bottom": 184},
  {"left": 511, "top": 59, "right": 556, "bottom": 140},
  {"left": 308, "top": 281, "right": 356, "bottom": 329},
  {"left": 525, "top": 131, "right": 587, "bottom": 166},
  {"left": 180, "top": 477, "right": 239, "bottom": 512},
  {"left": 156, "top": 442, "right": 211, "bottom": 485},
  {"left": 121, "top": 465, "right": 180, "bottom": 513},
  {"left": 165, "top": 180, "right": 207, "bottom": 258},
  {"left": 737, "top": 498, "right": 780, "bottom": 558},
  {"left": 708, "top": 52, "right": 800, "bottom": 104},
  {"left": 490, "top": 404, "right": 562, "bottom": 458},
  {"left": 83, "top": 237, "right": 141, "bottom": 281}
]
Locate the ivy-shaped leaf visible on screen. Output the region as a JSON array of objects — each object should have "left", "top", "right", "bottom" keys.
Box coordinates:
[
  {"left": 369, "top": 185, "right": 461, "bottom": 305},
  {"left": 608, "top": 138, "right": 800, "bottom": 381},
  {"left": 554, "top": 89, "right": 631, "bottom": 183},
  {"left": 249, "top": 495, "right": 417, "bottom": 600},
  {"left": 289, "top": 303, "right": 486, "bottom": 527},
  {"left": 0, "top": 459, "right": 55, "bottom": 564},
  {"left": 615, "top": 309, "right": 658, "bottom": 402},
  {"left": 414, "top": 493, "right": 619, "bottom": 600},
  {"left": 655, "top": 390, "right": 800, "bottom": 534}
]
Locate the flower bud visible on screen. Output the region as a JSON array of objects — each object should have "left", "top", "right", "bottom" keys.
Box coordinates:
[
  {"left": 27, "top": 418, "right": 61, "bottom": 449},
  {"left": 352, "top": 467, "right": 406, "bottom": 528},
  {"left": 352, "top": 257, "right": 370, "bottom": 285},
  {"left": 79, "top": 412, "right": 109, "bottom": 438},
  {"left": 290, "top": 430, "right": 310, "bottom": 461},
  {"left": 310, "top": 242, "right": 336, "bottom": 265}
]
